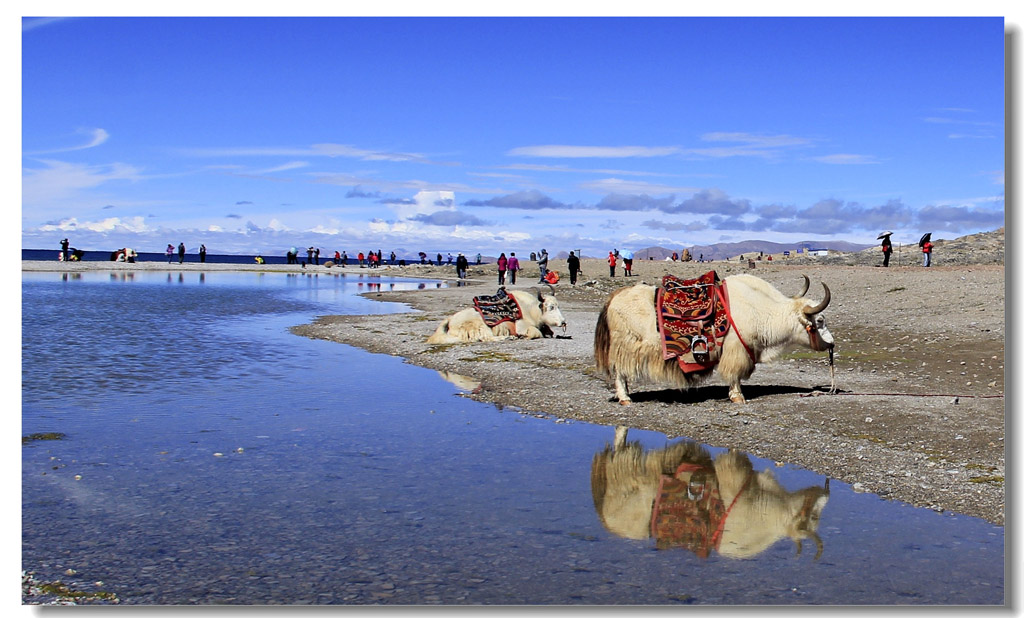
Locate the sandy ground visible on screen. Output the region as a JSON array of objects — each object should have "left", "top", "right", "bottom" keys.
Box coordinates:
[{"left": 24, "top": 256, "right": 1006, "bottom": 525}]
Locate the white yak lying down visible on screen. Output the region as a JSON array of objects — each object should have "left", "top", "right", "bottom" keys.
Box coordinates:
[
  {"left": 591, "top": 427, "right": 830, "bottom": 560},
  {"left": 594, "top": 273, "right": 834, "bottom": 404},
  {"left": 426, "top": 288, "right": 567, "bottom": 344}
]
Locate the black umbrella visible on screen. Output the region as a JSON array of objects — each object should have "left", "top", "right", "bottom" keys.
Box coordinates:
[{"left": 918, "top": 232, "right": 932, "bottom": 248}]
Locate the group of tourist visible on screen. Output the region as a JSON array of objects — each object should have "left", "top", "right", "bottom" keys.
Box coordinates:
[
  {"left": 879, "top": 232, "right": 935, "bottom": 267},
  {"left": 165, "top": 242, "right": 207, "bottom": 264},
  {"left": 54, "top": 235, "right": 941, "bottom": 270}
]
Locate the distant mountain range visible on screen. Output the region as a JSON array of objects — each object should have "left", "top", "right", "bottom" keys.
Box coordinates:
[{"left": 553, "top": 239, "right": 873, "bottom": 262}]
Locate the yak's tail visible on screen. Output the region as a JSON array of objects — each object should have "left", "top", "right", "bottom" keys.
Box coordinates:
[{"left": 594, "top": 297, "right": 613, "bottom": 374}]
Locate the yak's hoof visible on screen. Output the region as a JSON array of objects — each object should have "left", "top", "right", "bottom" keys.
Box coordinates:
[
  {"left": 618, "top": 399, "right": 632, "bottom": 406},
  {"left": 729, "top": 396, "right": 746, "bottom": 404}
]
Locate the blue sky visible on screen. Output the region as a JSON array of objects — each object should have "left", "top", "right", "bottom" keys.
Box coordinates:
[{"left": 21, "top": 15, "right": 1007, "bottom": 257}]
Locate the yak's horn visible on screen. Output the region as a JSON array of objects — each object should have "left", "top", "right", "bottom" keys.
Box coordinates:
[
  {"left": 802, "top": 283, "right": 831, "bottom": 315},
  {"left": 797, "top": 275, "right": 810, "bottom": 298}
]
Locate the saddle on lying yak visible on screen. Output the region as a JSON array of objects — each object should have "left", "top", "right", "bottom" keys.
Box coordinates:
[
  {"left": 656, "top": 270, "right": 743, "bottom": 373},
  {"left": 472, "top": 287, "right": 522, "bottom": 327}
]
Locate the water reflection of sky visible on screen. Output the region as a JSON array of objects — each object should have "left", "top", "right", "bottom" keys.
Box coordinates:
[{"left": 22, "top": 272, "right": 1003, "bottom": 605}]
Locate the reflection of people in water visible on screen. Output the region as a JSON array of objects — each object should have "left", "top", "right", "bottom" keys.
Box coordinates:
[{"left": 591, "top": 427, "right": 830, "bottom": 559}]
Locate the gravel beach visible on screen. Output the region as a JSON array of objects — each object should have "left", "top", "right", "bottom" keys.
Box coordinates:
[{"left": 24, "top": 233, "right": 1006, "bottom": 525}]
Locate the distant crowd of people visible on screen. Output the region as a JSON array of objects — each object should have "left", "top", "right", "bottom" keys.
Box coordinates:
[{"left": 53, "top": 234, "right": 940, "bottom": 270}]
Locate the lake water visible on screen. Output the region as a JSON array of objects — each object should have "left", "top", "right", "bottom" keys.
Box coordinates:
[{"left": 22, "top": 270, "right": 1004, "bottom": 605}]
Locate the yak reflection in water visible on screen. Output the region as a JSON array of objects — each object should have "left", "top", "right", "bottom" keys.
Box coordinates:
[{"left": 591, "top": 426, "right": 830, "bottom": 560}]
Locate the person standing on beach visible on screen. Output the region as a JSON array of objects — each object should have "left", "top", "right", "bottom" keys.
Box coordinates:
[
  {"left": 60, "top": 238, "right": 69, "bottom": 262},
  {"left": 536, "top": 249, "right": 549, "bottom": 283},
  {"left": 507, "top": 252, "right": 520, "bottom": 285},
  {"left": 622, "top": 250, "right": 633, "bottom": 277},
  {"left": 922, "top": 239, "right": 933, "bottom": 267},
  {"left": 456, "top": 253, "right": 469, "bottom": 279},
  {"left": 475, "top": 253, "right": 482, "bottom": 265},
  {"left": 390, "top": 251, "right": 396, "bottom": 265},
  {"left": 497, "top": 252, "right": 508, "bottom": 286},
  {"left": 608, "top": 251, "right": 617, "bottom": 277},
  {"left": 199, "top": 244, "right": 207, "bottom": 263},
  {"left": 567, "top": 251, "right": 581, "bottom": 285},
  {"left": 178, "top": 242, "right": 186, "bottom": 264},
  {"left": 881, "top": 236, "right": 893, "bottom": 267},
  {"left": 166, "top": 244, "right": 174, "bottom": 263}
]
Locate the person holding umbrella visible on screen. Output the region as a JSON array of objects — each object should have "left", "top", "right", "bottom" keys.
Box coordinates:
[
  {"left": 919, "top": 233, "right": 933, "bottom": 267},
  {"left": 878, "top": 231, "right": 893, "bottom": 267}
]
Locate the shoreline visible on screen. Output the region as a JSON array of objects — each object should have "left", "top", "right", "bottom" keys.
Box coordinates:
[{"left": 23, "top": 259, "right": 1006, "bottom": 525}]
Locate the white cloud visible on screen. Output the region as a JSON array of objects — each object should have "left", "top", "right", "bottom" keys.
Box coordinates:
[
  {"left": 36, "top": 216, "right": 152, "bottom": 234},
  {"left": 387, "top": 190, "right": 456, "bottom": 221}
]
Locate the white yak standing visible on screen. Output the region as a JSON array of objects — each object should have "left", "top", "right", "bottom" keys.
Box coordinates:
[{"left": 594, "top": 273, "right": 833, "bottom": 404}]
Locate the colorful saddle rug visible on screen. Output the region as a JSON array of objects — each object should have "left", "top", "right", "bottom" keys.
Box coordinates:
[
  {"left": 656, "top": 271, "right": 731, "bottom": 373},
  {"left": 650, "top": 463, "right": 726, "bottom": 557},
  {"left": 473, "top": 287, "right": 522, "bottom": 327}
]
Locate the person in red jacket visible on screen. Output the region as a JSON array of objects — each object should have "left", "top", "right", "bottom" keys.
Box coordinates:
[
  {"left": 608, "top": 251, "right": 617, "bottom": 277},
  {"left": 497, "top": 252, "right": 508, "bottom": 286},
  {"left": 922, "top": 240, "right": 933, "bottom": 267}
]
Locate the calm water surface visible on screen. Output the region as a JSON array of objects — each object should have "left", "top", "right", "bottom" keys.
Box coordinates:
[{"left": 22, "top": 271, "right": 1004, "bottom": 605}]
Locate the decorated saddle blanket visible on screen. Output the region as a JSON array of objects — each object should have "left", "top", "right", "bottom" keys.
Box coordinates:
[
  {"left": 650, "top": 463, "right": 726, "bottom": 557},
  {"left": 656, "top": 271, "right": 731, "bottom": 373},
  {"left": 473, "top": 287, "right": 523, "bottom": 327}
]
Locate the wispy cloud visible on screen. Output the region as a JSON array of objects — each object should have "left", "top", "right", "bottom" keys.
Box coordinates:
[
  {"left": 312, "top": 172, "right": 503, "bottom": 196},
  {"left": 923, "top": 116, "right": 997, "bottom": 127},
  {"left": 498, "top": 163, "right": 680, "bottom": 177},
  {"left": 23, "top": 159, "right": 142, "bottom": 204},
  {"left": 642, "top": 219, "right": 709, "bottom": 232},
  {"left": 26, "top": 128, "right": 110, "bottom": 155},
  {"left": 579, "top": 178, "right": 698, "bottom": 195},
  {"left": 683, "top": 132, "right": 814, "bottom": 159},
  {"left": 506, "top": 145, "right": 681, "bottom": 158},
  {"left": 256, "top": 161, "right": 309, "bottom": 174},
  {"left": 181, "top": 142, "right": 452, "bottom": 165},
  {"left": 811, "top": 154, "right": 881, "bottom": 165},
  {"left": 22, "top": 17, "right": 76, "bottom": 32}
]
